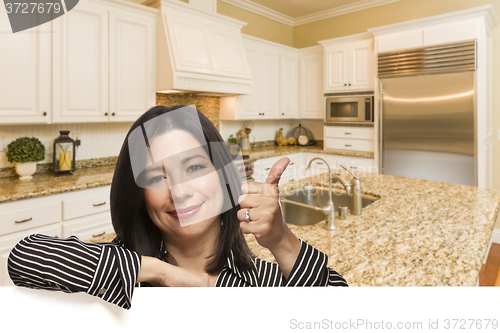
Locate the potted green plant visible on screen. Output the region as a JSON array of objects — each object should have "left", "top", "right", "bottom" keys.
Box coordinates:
[{"left": 6, "top": 137, "right": 46, "bottom": 180}]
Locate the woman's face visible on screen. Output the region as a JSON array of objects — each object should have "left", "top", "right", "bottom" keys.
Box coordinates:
[{"left": 143, "top": 130, "right": 225, "bottom": 241}]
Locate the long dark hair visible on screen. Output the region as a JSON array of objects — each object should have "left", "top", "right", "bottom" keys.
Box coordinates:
[{"left": 110, "top": 105, "right": 255, "bottom": 274}]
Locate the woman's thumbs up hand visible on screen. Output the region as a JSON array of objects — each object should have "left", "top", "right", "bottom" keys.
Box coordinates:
[{"left": 238, "top": 157, "right": 298, "bottom": 253}]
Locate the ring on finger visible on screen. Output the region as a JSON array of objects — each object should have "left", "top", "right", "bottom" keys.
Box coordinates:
[{"left": 244, "top": 208, "right": 251, "bottom": 222}]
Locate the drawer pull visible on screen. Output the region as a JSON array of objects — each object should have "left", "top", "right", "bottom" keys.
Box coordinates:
[
  {"left": 345, "top": 144, "right": 352, "bottom": 147},
  {"left": 92, "top": 231, "right": 105, "bottom": 237},
  {"left": 316, "top": 161, "right": 324, "bottom": 164},
  {"left": 15, "top": 217, "right": 33, "bottom": 224},
  {"left": 289, "top": 179, "right": 294, "bottom": 181},
  {"left": 265, "top": 167, "right": 271, "bottom": 170},
  {"left": 345, "top": 132, "right": 352, "bottom": 135},
  {"left": 289, "top": 162, "right": 295, "bottom": 166},
  {"left": 93, "top": 202, "right": 106, "bottom": 207},
  {"left": 350, "top": 166, "right": 358, "bottom": 169}
]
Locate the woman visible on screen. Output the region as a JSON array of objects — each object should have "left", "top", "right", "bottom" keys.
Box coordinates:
[{"left": 8, "top": 105, "right": 347, "bottom": 310}]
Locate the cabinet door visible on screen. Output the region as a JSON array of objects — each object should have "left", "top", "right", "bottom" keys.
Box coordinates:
[
  {"left": 279, "top": 52, "right": 299, "bottom": 119},
  {"left": 0, "top": 8, "right": 50, "bottom": 124},
  {"left": 377, "top": 30, "right": 423, "bottom": 53},
  {"left": 52, "top": 2, "right": 109, "bottom": 123},
  {"left": 349, "top": 40, "right": 374, "bottom": 90},
  {"left": 261, "top": 50, "right": 280, "bottom": 118},
  {"left": 299, "top": 52, "right": 324, "bottom": 119},
  {"left": 109, "top": 10, "right": 156, "bottom": 122},
  {"left": 324, "top": 45, "right": 348, "bottom": 92},
  {"left": 237, "top": 46, "right": 262, "bottom": 119}
]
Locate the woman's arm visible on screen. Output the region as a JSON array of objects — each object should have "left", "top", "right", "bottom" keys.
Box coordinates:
[
  {"left": 253, "top": 239, "right": 348, "bottom": 287},
  {"left": 137, "top": 256, "right": 209, "bottom": 287},
  {"left": 8, "top": 234, "right": 140, "bottom": 309}
]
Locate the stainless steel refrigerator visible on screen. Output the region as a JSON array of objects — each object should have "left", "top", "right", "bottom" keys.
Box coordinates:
[{"left": 379, "top": 41, "right": 476, "bottom": 186}]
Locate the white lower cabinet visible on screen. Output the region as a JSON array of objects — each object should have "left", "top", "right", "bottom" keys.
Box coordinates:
[
  {"left": 0, "top": 185, "right": 113, "bottom": 286},
  {"left": 62, "top": 212, "right": 113, "bottom": 240}
]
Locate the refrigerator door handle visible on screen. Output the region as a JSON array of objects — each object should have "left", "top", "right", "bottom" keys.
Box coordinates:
[{"left": 379, "top": 82, "right": 383, "bottom": 174}]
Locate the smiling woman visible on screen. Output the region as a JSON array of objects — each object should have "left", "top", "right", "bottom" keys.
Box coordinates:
[{"left": 7, "top": 105, "right": 347, "bottom": 310}]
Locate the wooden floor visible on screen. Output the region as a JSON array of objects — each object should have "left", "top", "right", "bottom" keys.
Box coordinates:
[{"left": 479, "top": 242, "right": 500, "bottom": 286}]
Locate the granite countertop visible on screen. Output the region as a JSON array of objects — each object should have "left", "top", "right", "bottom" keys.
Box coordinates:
[{"left": 241, "top": 142, "right": 374, "bottom": 160}]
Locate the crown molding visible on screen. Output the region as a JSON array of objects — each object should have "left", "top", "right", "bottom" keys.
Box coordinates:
[
  {"left": 219, "top": 0, "right": 402, "bottom": 27},
  {"left": 219, "top": 0, "right": 294, "bottom": 26},
  {"left": 368, "top": 4, "right": 498, "bottom": 35}
]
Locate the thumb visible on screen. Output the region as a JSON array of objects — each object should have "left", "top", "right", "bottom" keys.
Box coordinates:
[{"left": 264, "top": 157, "right": 290, "bottom": 186}]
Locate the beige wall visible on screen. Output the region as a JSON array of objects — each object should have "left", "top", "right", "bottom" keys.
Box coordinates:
[
  {"left": 216, "top": 1, "right": 293, "bottom": 46},
  {"left": 292, "top": 0, "right": 500, "bottom": 229}
]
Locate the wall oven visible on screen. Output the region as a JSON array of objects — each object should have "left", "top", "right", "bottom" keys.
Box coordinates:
[{"left": 325, "top": 92, "right": 374, "bottom": 123}]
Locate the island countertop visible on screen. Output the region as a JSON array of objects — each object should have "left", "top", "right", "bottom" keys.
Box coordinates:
[{"left": 91, "top": 169, "right": 500, "bottom": 287}]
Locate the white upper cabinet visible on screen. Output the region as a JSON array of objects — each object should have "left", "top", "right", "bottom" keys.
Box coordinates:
[
  {"left": 52, "top": 0, "right": 156, "bottom": 123},
  {"left": 279, "top": 52, "right": 299, "bottom": 119},
  {"left": 0, "top": 8, "right": 50, "bottom": 124},
  {"left": 109, "top": 9, "right": 156, "bottom": 122},
  {"left": 299, "top": 47, "right": 324, "bottom": 119},
  {"left": 52, "top": 1, "right": 110, "bottom": 123},
  {"left": 324, "top": 44, "right": 348, "bottom": 91},
  {"left": 219, "top": 35, "right": 299, "bottom": 120},
  {"left": 320, "top": 33, "right": 374, "bottom": 93}
]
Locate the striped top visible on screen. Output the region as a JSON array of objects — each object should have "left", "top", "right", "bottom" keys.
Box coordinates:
[{"left": 8, "top": 234, "right": 348, "bottom": 310}]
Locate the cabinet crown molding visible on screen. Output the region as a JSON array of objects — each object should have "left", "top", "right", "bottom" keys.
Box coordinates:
[{"left": 368, "top": 4, "right": 498, "bottom": 36}]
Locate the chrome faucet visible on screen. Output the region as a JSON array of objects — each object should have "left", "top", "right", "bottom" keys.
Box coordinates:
[
  {"left": 338, "top": 164, "right": 362, "bottom": 216},
  {"left": 306, "top": 157, "right": 335, "bottom": 230}
]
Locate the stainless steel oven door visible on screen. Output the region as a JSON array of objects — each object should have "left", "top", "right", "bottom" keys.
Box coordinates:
[{"left": 326, "top": 96, "right": 371, "bottom": 122}]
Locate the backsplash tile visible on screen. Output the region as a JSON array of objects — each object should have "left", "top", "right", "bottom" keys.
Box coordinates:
[{"left": 156, "top": 93, "right": 220, "bottom": 131}]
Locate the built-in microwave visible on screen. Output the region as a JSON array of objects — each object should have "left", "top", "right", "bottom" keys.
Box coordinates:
[{"left": 325, "top": 93, "right": 374, "bottom": 123}]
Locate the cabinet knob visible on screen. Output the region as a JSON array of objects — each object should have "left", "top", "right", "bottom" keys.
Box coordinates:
[
  {"left": 282, "top": 113, "right": 284, "bottom": 115},
  {"left": 263, "top": 113, "right": 265, "bottom": 115},
  {"left": 344, "top": 83, "right": 347, "bottom": 86},
  {"left": 42, "top": 112, "right": 47, "bottom": 116},
  {"left": 349, "top": 83, "right": 351, "bottom": 86},
  {"left": 112, "top": 112, "right": 115, "bottom": 116},
  {"left": 104, "top": 112, "right": 108, "bottom": 116}
]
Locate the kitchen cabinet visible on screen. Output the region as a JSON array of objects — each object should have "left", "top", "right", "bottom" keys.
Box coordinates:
[
  {"left": 52, "top": 0, "right": 156, "bottom": 123},
  {"left": 299, "top": 46, "right": 324, "bottom": 119},
  {"left": 320, "top": 33, "right": 374, "bottom": 93},
  {"left": 376, "top": 20, "right": 479, "bottom": 53},
  {"left": 324, "top": 126, "right": 374, "bottom": 153},
  {"left": 0, "top": 185, "right": 113, "bottom": 286},
  {"left": 0, "top": 9, "right": 51, "bottom": 124},
  {"left": 219, "top": 35, "right": 299, "bottom": 120},
  {"left": 252, "top": 154, "right": 304, "bottom": 185}
]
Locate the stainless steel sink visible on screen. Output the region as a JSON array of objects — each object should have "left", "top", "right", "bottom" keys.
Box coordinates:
[{"left": 280, "top": 185, "right": 378, "bottom": 226}]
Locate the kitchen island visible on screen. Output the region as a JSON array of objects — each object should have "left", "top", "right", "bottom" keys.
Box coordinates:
[{"left": 90, "top": 169, "right": 500, "bottom": 287}]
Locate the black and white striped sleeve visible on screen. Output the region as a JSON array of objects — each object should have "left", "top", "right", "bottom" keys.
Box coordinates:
[
  {"left": 7, "top": 234, "right": 142, "bottom": 309},
  {"left": 285, "top": 239, "right": 348, "bottom": 287}
]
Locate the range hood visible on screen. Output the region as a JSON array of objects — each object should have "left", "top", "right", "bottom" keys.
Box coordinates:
[{"left": 145, "top": 0, "right": 253, "bottom": 95}]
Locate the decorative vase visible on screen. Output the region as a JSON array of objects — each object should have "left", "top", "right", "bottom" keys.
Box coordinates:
[{"left": 15, "top": 161, "right": 37, "bottom": 180}]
